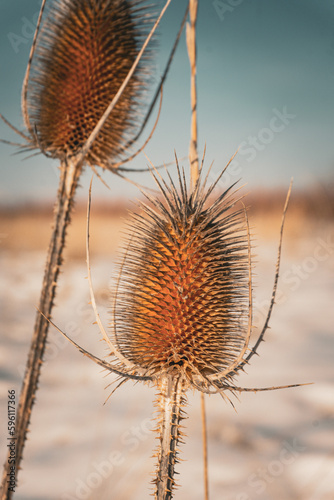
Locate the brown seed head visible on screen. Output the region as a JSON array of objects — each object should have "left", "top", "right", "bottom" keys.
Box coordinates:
[
  {"left": 112, "top": 170, "right": 250, "bottom": 388},
  {"left": 26, "top": 0, "right": 154, "bottom": 165}
]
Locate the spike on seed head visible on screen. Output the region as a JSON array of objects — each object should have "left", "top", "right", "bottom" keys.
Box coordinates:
[
  {"left": 111, "top": 169, "right": 250, "bottom": 388},
  {"left": 26, "top": 0, "right": 154, "bottom": 165}
]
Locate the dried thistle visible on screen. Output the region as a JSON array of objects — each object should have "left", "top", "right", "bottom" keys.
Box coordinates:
[
  {"left": 49, "top": 163, "right": 304, "bottom": 499},
  {"left": 114, "top": 170, "right": 249, "bottom": 384},
  {"left": 23, "top": 0, "right": 154, "bottom": 167}
]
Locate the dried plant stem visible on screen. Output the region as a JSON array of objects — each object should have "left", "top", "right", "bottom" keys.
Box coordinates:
[
  {"left": 186, "top": 0, "right": 199, "bottom": 189},
  {"left": 155, "top": 376, "right": 185, "bottom": 500},
  {"left": 186, "top": 2, "right": 209, "bottom": 498},
  {"left": 0, "top": 160, "right": 81, "bottom": 500},
  {"left": 201, "top": 394, "right": 209, "bottom": 500}
]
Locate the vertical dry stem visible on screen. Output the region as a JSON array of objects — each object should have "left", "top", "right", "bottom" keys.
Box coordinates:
[
  {"left": 201, "top": 393, "right": 209, "bottom": 500},
  {"left": 186, "top": 2, "right": 209, "bottom": 498},
  {"left": 0, "top": 160, "right": 82, "bottom": 500},
  {"left": 186, "top": 0, "right": 199, "bottom": 189},
  {"left": 155, "top": 376, "right": 185, "bottom": 500}
]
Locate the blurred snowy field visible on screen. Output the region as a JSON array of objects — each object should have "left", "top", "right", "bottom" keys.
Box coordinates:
[{"left": 0, "top": 216, "right": 333, "bottom": 500}]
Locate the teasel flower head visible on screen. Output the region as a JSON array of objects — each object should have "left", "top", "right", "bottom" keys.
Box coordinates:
[
  {"left": 114, "top": 157, "right": 253, "bottom": 497},
  {"left": 50, "top": 163, "right": 302, "bottom": 499},
  {"left": 54, "top": 162, "right": 301, "bottom": 398},
  {"left": 22, "top": 0, "right": 156, "bottom": 168},
  {"left": 112, "top": 166, "right": 251, "bottom": 392}
]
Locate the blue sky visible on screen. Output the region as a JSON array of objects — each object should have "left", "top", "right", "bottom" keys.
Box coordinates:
[{"left": 0, "top": 0, "right": 334, "bottom": 205}]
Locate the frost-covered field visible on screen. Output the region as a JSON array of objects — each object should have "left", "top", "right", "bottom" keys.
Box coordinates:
[{"left": 0, "top": 216, "right": 333, "bottom": 500}]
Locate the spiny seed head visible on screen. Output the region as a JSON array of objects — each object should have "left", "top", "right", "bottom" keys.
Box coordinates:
[
  {"left": 26, "top": 0, "right": 154, "bottom": 165},
  {"left": 111, "top": 170, "right": 250, "bottom": 388}
]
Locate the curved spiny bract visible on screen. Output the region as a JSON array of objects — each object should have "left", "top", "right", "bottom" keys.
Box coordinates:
[
  {"left": 111, "top": 169, "right": 250, "bottom": 389},
  {"left": 26, "top": 0, "right": 154, "bottom": 166}
]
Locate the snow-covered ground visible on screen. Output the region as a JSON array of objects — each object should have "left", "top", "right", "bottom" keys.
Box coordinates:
[{"left": 0, "top": 222, "right": 333, "bottom": 500}]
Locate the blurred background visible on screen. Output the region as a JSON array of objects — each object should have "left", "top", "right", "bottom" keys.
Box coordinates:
[
  {"left": 0, "top": 0, "right": 334, "bottom": 499},
  {"left": 1, "top": 0, "right": 334, "bottom": 202}
]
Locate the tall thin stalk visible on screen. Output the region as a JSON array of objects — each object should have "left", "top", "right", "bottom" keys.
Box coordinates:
[
  {"left": 155, "top": 377, "right": 185, "bottom": 500},
  {"left": 187, "top": 0, "right": 199, "bottom": 189},
  {"left": 186, "top": 2, "right": 209, "bottom": 498},
  {"left": 201, "top": 392, "right": 209, "bottom": 500},
  {"left": 0, "top": 159, "right": 81, "bottom": 499}
]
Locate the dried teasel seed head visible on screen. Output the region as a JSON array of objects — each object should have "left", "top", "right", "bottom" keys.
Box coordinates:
[
  {"left": 112, "top": 169, "right": 250, "bottom": 388},
  {"left": 26, "top": 0, "right": 154, "bottom": 165}
]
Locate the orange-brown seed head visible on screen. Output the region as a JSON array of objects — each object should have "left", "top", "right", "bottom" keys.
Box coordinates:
[
  {"left": 112, "top": 171, "right": 250, "bottom": 387},
  {"left": 26, "top": 0, "right": 154, "bottom": 165}
]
